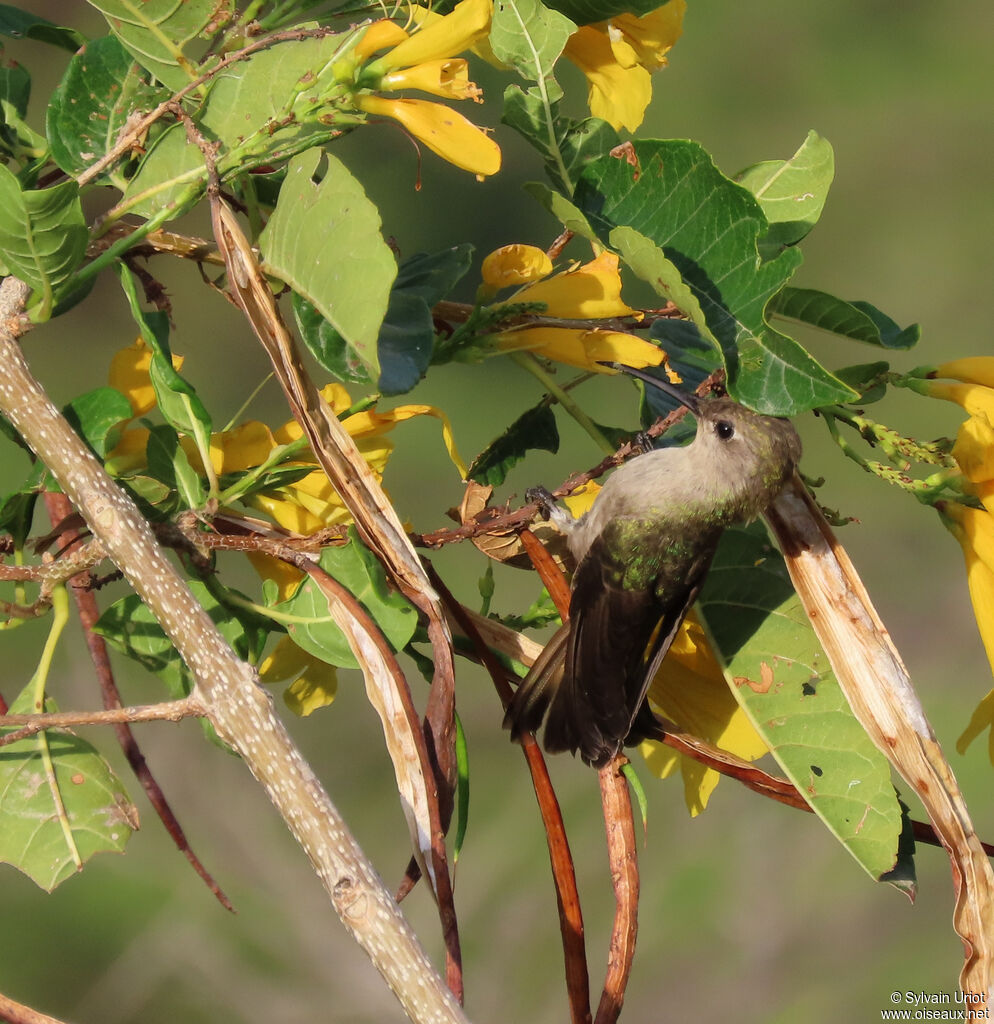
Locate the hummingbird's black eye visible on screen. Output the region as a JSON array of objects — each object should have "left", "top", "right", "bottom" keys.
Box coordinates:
[{"left": 715, "top": 420, "right": 735, "bottom": 441}]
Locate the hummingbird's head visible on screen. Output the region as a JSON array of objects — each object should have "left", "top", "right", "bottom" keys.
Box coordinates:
[
  {"left": 601, "top": 362, "right": 802, "bottom": 516},
  {"left": 691, "top": 396, "right": 802, "bottom": 513}
]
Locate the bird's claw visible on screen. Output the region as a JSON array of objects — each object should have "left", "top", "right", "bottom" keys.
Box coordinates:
[{"left": 525, "top": 485, "right": 557, "bottom": 521}]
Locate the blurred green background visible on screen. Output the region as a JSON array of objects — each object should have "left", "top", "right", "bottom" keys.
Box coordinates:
[{"left": 2, "top": 2, "right": 993, "bottom": 1021}]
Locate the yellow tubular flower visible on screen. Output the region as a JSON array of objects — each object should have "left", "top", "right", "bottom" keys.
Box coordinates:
[
  {"left": 942, "top": 501, "right": 994, "bottom": 763},
  {"left": 953, "top": 413, "right": 994, "bottom": 486},
  {"left": 933, "top": 357, "right": 994, "bottom": 389},
  {"left": 381, "top": 58, "right": 482, "bottom": 102},
  {"left": 608, "top": 1, "right": 686, "bottom": 71},
  {"left": 356, "top": 94, "right": 501, "bottom": 176},
  {"left": 926, "top": 380, "right": 994, "bottom": 422},
  {"left": 486, "top": 249, "right": 668, "bottom": 373},
  {"left": 562, "top": 0, "right": 685, "bottom": 132},
  {"left": 372, "top": 0, "right": 493, "bottom": 72},
  {"left": 508, "top": 251, "right": 638, "bottom": 319},
  {"left": 564, "top": 26, "right": 652, "bottom": 133},
  {"left": 353, "top": 19, "right": 411, "bottom": 63},
  {"left": 259, "top": 635, "right": 338, "bottom": 717}
]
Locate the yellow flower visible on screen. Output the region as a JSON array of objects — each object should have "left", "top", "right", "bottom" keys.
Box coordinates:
[
  {"left": 639, "top": 612, "right": 768, "bottom": 815},
  {"left": 563, "top": 0, "right": 685, "bottom": 132},
  {"left": 347, "top": 0, "right": 498, "bottom": 176},
  {"left": 380, "top": 58, "right": 482, "bottom": 102},
  {"left": 480, "top": 244, "right": 554, "bottom": 295},
  {"left": 259, "top": 635, "right": 338, "bottom": 717},
  {"left": 488, "top": 249, "right": 669, "bottom": 373},
  {"left": 941, "top": 501, "right": 994, "bottom": 763},
  {"left": 369, "top": 0, "right": 492, "bottom": 72},
  {"left": 109, "top": 337, "right": 184, "bottom": 417},
  {"left": 356, "top": 94, "right": 501, "bottom": 177},
  {"left": 932, "top": 357, "right": 994, "bottom": 389}
]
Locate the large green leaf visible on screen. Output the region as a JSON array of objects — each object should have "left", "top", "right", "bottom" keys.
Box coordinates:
[
  {"left": 88, "top": 0, "right": 232, "bottom": 91},
  {"left": 0, "top": 164, "right": 87, "bottom": 318},
  {"left": 699, "top": 523, "right": 913, "bottom": 892},
  {"left": 573, "top": 139, "right": 855, "bottom": 414},
  {"left": 735, "top": 131, "right": 835, "bottom": 256},
  {"left": 770, "top": 287, "right": 920, "bottom": 350},
  {"left": 274, "top": 535, "right": 418, "bottom": 670},
  {"left": 294, "top": 244, "right": 473, "bottom": 395},
  {"left": 490, "top": 0, "right": 573, "bottom": 82},
  {"left": 47, "top": 34, "right": 164, "bottom": 189},
  {"left": 121, "top": 34, "right": 345, "bottom": 219},
  {"left": 0, "top": 5, "right": 84, "bottom": 50},
  {"left": 0, "top": 687, "right": 138, "bottom": 891},
  {"left": 468, "top": 402, "right": 560, "bottom": 486},
  {"left": 260, "top": 150, "right": 396, "bottom": 379}
]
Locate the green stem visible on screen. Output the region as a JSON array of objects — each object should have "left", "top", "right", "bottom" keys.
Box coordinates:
[
  {"left": 31, "top": 586, "right": 81, "bottom": 869},
  {"left": 511, "top": 351, "right": 615, "bottom": 455}
]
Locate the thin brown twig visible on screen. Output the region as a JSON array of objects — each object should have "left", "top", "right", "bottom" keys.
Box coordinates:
[
  {"left": 0, "top": 989, "right": 70, "bottom": 1024},
  {"left": 520, "top": 529, "right": 640, "bottom": 1024},
  {"left": 43, "top": 492, "right": 235, "bottom": 911},
  {"left": 0, "top": 697, "right": 204, "bottom": 747},
  {"left": 424, "top": 562, "right": 592, "bottom": 1024},
  {"left": 77, "top": 26, "right": 340, "bottom": 188}
]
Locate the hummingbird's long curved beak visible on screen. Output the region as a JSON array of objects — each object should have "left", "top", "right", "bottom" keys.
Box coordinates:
[{"left": 597, "top": 361, "right": 700, "bottom": 414}]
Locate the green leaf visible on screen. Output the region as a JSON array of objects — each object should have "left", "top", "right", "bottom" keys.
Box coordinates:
[
  {"left": 467, "top": 402, "right": 560, "bottom": 486},
  {"left": 573, "top": 140, "right": 855, "bottom": 414},
  {"left": 295, "top": 244, "right": 473, "bottom": 395},
  {"left": 63, "top": 387, "right": 132, "bottom": 458},
  {"left": 504, "top": 88, "right": 619, "bottom": 194},
  {"left": 453, "top": 712, "right": 470, "bottom": 864},
  {"left": 735, "top": 131, "right": 835, "bottom": 255},
  {"left": 274, "top": 534, "right": 418, "bottom": 670},
  {"left": 769, "top": 287, "right": 921, "bottom": 350},
  {"left": 491, "top": 0, "right": 574, "bottom": 81},
  {"left": 145, "top": 423, "right": 206, "bottom": 509},
  {"left": 261, "top": 150, "right": 396, "bottom": 379},
  {"left": 699, "top": 523, "right": 909, "bottom": 890},
  {"left": 87, "top": 0, "right": 233, "bottom": 91},
  {"left": 832, "top": 361, "right": 890, "bottom": 404},
  {"left": 523, "top": 179, "right": 599, "bottom": 240},
  {"left": 47, "top": 34, "right": 165, "bottom": 189},
  {"left": 0, "top": 164, "right": 87, "bottom": 318},
  {"left": 120, "top": 34, "right": 344, "bottom": 220},
  {"left": 0, "top": 489, "right": 37, "bottom": 547},
  {"left": 544, "top": 0, "right": 665, "bottom": 23},
  {"left": 94, "top": 580, "right": 267, "bottom": 697},
  {"left": 116, "top": 266, "right": 214, "bottom": 459},
  {"left": 0, "top": 687, "right": 138, "bottom": 892},
  {"left": 0, "top": 5, "right": 85, "bottom": 50}
]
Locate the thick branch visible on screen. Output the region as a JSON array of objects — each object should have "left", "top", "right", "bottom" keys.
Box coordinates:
[{"left": 0, "top": 276, "right": 467, "bottom": 1024}]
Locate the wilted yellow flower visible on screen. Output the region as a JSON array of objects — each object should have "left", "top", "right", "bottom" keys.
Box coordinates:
[
  {"left": 487, "top": 249, "right": 668, "bottom": 373},
  {"left": 563, "top": 0, "right": 685, "bottom": 132},
  {"left": 356, "top": 94, "right": 500, "bottom": 176},
  {"left": 639, "top": 612, "right": 767, "bottom": 815},
  {"left": 481, "top": 244, "right": 554, "bottom": 296}
]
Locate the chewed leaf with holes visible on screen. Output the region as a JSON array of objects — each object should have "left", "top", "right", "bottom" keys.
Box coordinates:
[
  {"left": 0, "top": 688, "right": 138, "bottom": 891},
  {"left": 698, "top": 523, "right": 913, "bottom": 894}
]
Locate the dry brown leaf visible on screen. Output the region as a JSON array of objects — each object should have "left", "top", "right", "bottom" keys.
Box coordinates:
[{"left": 767, "top": 475, "right": 994, "bottom": 1004}]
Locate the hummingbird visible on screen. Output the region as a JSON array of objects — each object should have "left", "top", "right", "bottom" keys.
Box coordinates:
[{"left": 504, "top": 363, "right": 802, "bottom": 768}]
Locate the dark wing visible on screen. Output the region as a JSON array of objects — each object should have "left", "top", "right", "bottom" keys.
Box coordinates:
[
  {"left": 503, "top": 621, "right": 569, "bottom": 742},
  {"left": 543, "top": 529, "right": 715, "bottom": 767}
]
